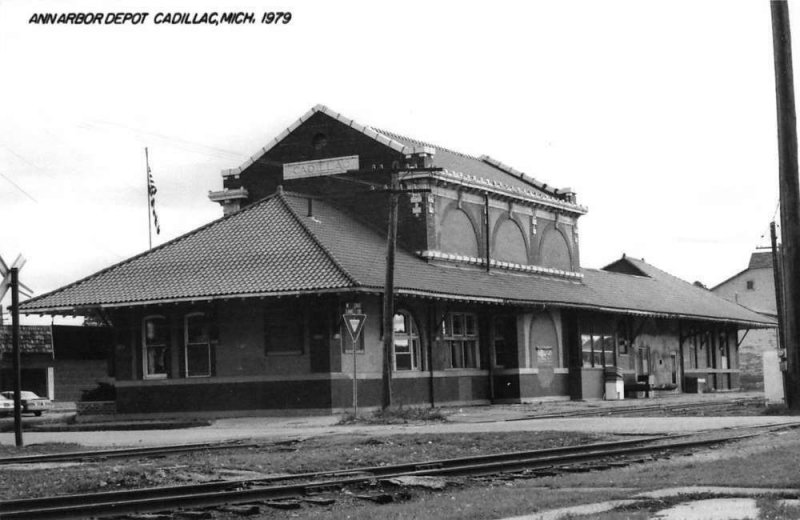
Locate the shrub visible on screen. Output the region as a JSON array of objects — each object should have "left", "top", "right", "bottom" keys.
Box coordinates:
[
  {"left": 80, "top": 382, "right": 116, "bottom": 402},
  {"left": 338, "top": 406, "right": 449, "bottom": 425}
]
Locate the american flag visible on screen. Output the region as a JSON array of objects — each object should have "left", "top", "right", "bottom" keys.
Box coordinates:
[{"left": 147, "top": 161, "right": 160, "bottom": 235}]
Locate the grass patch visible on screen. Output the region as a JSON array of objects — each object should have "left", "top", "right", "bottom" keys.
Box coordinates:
[
  {"left": 0, "top": 442, "right": 84, "bottom": 457},
  {"left": 337, "top": 406, "right": 449, "bottom": 425},
  {"left": 762, "top": 404, "right": 800, "bottom": 416},
  {"left": 757, "top": 496, "right": 800, "bottom": 519}
]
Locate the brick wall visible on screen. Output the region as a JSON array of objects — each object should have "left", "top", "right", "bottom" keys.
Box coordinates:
[{"left": 53, "top": 359, "right": 109, "bottom": 402}]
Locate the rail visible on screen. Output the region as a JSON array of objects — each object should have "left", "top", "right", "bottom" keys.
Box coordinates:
[{"left": 1, "top": 424, "right": 790, "bottom": 520}]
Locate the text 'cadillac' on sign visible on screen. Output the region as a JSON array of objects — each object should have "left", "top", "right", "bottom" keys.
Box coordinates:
[{"left": 283, "top": 156, "right": 359, "bottom": 180}]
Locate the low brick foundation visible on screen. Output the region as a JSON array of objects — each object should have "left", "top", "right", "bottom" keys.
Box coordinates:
[{"left": 76, "top": 400, "right": 116, "bottom": 416}]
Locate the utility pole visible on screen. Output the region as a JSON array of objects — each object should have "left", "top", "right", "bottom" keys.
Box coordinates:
[
  {"left": 381, "top": 171, "right": 399, "bottom": 409},
  {"left": 11, "top": 268, "right": 22, "bottom": 446},
  {"left": 771, "top": 222, "right": 787, "bottom": 353},
  {"left": 0, "top": 254, "right": 29, "bottom": 446},
  {"left": 771, "top": 0, "right": 800, "bottom": 409},
  {"left": 771, "top": 221, "right": 789, "bottom": 401}
]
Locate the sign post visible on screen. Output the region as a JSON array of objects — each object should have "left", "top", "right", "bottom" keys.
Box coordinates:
[{"left": 343, "top": 304, "right": 366, "bottom": 416}]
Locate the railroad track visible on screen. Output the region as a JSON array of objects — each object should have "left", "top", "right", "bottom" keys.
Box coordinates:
[
  {"left": 0, "top": 440, "right": 260, "bottom": 465},
  {"left": 0, "top": 426, "right": 782, "bottom": 520}
]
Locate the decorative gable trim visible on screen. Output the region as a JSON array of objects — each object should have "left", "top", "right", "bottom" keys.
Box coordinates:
[
  {"left": 417, "top": 250, "right": 584, "bottom": 279},
  {"left": 405, "top": 169, "right": 588, "bottom": 215}
]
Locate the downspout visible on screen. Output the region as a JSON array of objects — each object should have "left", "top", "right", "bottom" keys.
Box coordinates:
[
  {"left": 428, "top": 303, "right": 435, "bottom": 408},
  {"left": 484, "top": 193, "right": 495, "bottom": 401},
  {"left": 488, "top": 312, "right": 495, "bottom": 403},
  {"left": 484, "top": 192, "right": 491, "bottom": 272},
  {"left": 678, "top": 320, "right": 685, "bottom": 392}
]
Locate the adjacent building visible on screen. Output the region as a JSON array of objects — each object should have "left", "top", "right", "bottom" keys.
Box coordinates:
[
  {"left": 712, "top": 251, "right": 780, "bottom": 390},
  {"left": 0, "top": 325, "right": 112, "bottom": 401},
  {"left": 19, "top": 105, "right": 774, "bottom": 415}
]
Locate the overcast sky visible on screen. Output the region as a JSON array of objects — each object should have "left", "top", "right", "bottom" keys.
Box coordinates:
[{"left": 0, "top": 0, "right": 794, "bottom": 323}]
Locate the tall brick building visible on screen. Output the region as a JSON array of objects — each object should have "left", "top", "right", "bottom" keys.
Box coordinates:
[
  {"left": 712, "top": 252, "right": 780, "bottom": 390},
  {"left": 18, "top": 106, "right": 774, "bottom": 415}
]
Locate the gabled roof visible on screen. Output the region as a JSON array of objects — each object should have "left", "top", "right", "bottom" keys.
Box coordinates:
[
  {"left": 710, "top": 250, "right": 774, "bottom": 291},
  {"left": 601, "top": 256, "right": 650, "bottom": 277},
  {"left": 0, "top": 325, "right": 53, "bottom": 354},
  {"left": 20, "top": 191, "right": 774, "bottom": 328},
  {"left": 221, "top": 105, "right": 582, "bottom": 210},
  {"left": 594, "top": 256, "right": 772, "bottom": 325}
]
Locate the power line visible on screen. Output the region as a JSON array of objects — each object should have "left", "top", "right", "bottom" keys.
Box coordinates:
[{"left": 0, "top": 171, "right": 38, "bottom": 203}]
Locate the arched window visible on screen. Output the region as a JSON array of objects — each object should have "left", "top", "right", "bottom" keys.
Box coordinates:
[
  {"left": 440, "top": 209, "right": 479, "bottom": 257},
  {"left": 494, "top": 219, "right": 528, "bottom": 264},
  {"left": 393, "top": 311, "right": 421, "bottom": 371},
  {"left": 539, "top": 227, "right": 572, "bottom": 271},
  {"left": 143, "top": 315, "right": 168, "bottom": 379}
]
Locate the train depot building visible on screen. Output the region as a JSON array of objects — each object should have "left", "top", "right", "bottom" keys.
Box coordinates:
[{"left": 20, "top": 105, "right": 774, "bottom": 415}]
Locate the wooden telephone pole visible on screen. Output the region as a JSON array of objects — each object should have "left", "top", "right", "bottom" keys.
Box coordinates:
[
  {"left": 771, "top": 0, "right": 800, "bottom": 408},
  {"left": 0, "top": 254, "right": 30, "bottom": 446},
  {"left": 381, "top": 171, "right": 399, "bottom": 409}
]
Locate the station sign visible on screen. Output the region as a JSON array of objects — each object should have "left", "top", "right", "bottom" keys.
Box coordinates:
[{"left": 283, "top": 155, "right": 359, "bottom": 180}]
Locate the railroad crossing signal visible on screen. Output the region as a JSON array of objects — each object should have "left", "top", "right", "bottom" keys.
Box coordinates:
[{"left": 0, "top": 254, "right": 32, "bottom": 300}]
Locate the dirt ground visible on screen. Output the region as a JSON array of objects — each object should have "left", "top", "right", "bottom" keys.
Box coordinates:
[{"left": 3, "top": 395, "right": 799, "bottom": 519}]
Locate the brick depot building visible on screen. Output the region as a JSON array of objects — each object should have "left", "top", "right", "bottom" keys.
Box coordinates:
[{"left": 19, "top": 106, "right": 774, "bottom": 415}]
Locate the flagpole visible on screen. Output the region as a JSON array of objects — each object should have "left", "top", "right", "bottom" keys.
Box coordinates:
[{"left": 145, "top": 147, "right": 152, "bottom": 250}]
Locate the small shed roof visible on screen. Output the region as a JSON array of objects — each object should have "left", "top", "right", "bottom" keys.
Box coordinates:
[{"left": 0, "top": 325, "right": 53, "bottom": 354}]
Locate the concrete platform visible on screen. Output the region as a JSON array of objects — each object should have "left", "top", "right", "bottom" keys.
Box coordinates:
[{"left": 1, "top": 392, "right": 797, "bottom": 448}]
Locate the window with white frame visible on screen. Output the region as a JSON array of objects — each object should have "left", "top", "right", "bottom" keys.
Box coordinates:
[
  {"left": 185, "top": 313, "right": 212, "bottom": 377},
  {"left": 143, "top": 316, "right": 169, "bottom": 379},
  {"left": 442, "top": 312, "right": 479, "bottom": 369},
  {"left": 393, "top": 311, "right": 421, "bottom": 370}
]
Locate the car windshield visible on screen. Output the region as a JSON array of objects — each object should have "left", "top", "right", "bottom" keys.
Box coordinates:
[{"left": 3, "top": 391, "right": 43, "bottom": 400}]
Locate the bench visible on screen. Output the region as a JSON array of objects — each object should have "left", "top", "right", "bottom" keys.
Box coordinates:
[{"left": 624, "top": 377, "right": 653, "bottom": 398}]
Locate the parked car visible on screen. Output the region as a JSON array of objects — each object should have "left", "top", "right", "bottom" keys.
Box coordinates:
[
  {"left": 0, "top": 395, "right": 13, "bottom": 417},
  {"left": 0, "top": 391, "right": 52, "bottom": 416}
]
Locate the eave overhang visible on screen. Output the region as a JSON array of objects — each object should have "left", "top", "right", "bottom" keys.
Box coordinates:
[{"left": 21, "top": 285, "right": 776, "bottom": 330}]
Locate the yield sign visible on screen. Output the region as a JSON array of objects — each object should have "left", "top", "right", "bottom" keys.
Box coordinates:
[{"left": 343, "top": 313, "right": 367, "bottom": 342}]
